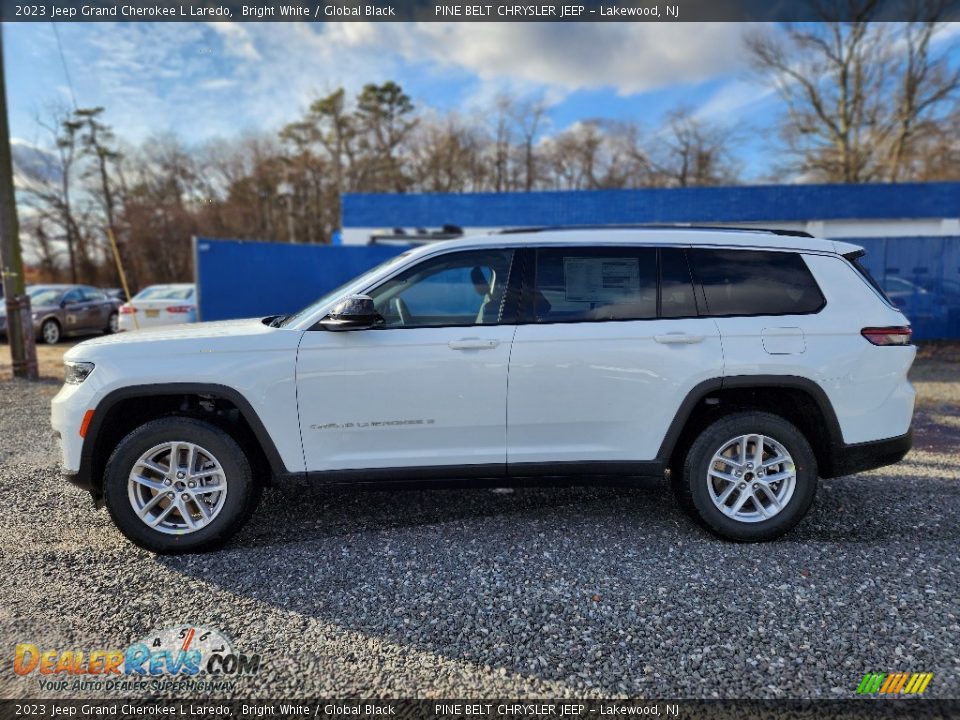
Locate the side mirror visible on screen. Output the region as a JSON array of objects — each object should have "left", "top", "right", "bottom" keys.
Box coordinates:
[{"left": 319, "top": 294, "right": 383, "bottom": 331}]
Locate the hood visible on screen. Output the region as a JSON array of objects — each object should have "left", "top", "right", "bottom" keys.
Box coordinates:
[{"left": 64, "top": 317, "right": 298, "bottom": 361}]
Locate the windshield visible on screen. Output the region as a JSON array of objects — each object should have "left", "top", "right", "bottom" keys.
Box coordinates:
[
  {"left": 28, "top": 288, "right": 64, "bottom": 306},
  {"left": 279, "top": 250, "right": 416, "bottom": 327},
  {"left": 135, "top": 286, "right": 194, "bottom": 301}
]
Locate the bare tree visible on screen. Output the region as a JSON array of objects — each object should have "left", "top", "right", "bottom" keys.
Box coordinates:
[
  {"left": 650, "top": 109, "right": 741, "bottom": 187},
  {"left": 511, "top": 95, "right": 547, "bottom": 191},
  {"left": 887, "top": 8, "right": 960, "bottom": 180},
  {"left": 746, "top": 4, "right": 959, "bottom": 182},
  {"left": 75, "top": 107, "right": 128, "bottom": 285}
]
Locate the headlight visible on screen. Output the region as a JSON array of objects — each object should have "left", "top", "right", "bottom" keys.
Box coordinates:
[{"left": 64, "top": 361, "right": 95, "bottom": 385}]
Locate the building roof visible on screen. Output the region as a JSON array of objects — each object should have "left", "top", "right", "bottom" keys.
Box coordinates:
[{"left": 342, "top": 182, "right": 960, "bottom": 228}]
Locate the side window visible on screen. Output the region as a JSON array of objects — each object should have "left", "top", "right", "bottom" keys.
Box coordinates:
[
  {"left": 81, "top": 287, "right": 105, "bottom": 301},
  {"left": 660, "top": 248, "right": 698, "bottom": 318},
  {"left": 688, "top": 249, "right": 825, "bottom": 316},
  {"left": 534, "top": 247, "right": 657, "bottom": 322},
  {"left": 368, "top": 249, "right": 515, "bottom": 328},
  {"left": 62, "top": 289, "right": 82, "bottom": 305}
]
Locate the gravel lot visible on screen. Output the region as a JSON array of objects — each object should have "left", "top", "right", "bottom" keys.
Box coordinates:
[{"left": 0, "top": 347, "right": 957, "bottom": 700}]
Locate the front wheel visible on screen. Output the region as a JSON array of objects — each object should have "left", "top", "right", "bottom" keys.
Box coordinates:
[
  {"left": 679, "top": 412, "right": 818, "bottom": 541},
  {"left": 103, "top": 417, "right": 261, "bottom": 553},
  {"left": 105, "top": 312, "right": 119, "bottom": 334}
]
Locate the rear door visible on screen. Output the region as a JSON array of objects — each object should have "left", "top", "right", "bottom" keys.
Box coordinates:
[
  {"left": 80, "top": 287, "right": 110, "bottom": 330},
  {"left": 60, "top": 288, "right": 89, "bottom": 332},
  {"left": 686, "top": 248, "right": 827, "bottom": 375},
  {"left": 506, "top": 245, "right": 723, "bottom": 470}
]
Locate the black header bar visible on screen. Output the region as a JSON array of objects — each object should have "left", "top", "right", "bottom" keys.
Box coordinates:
[
  {"left": 3, "top": 0, "right": 959, "bottom": 22},
  {"left": 0, "top": 699, "right": 957, "bottom": 719}
]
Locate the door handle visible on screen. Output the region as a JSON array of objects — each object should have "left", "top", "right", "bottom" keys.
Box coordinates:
[
  {"left": 448, "top": 338, "right": 500, "bottom": 350},
  {"left": 654, "top": 333, "right": 704, "bottom": 344}
]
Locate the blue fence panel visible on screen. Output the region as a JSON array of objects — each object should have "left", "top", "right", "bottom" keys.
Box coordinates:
[
  {"left": 848, "top": 236, "right": 960, "bottom": 340},
  {"left": 195, "top": 238, "right": 408, "bottom": 321}
]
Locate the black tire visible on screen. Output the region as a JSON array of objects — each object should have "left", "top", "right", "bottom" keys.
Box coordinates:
[
  {"left": 103, "top": 417, "right": 261, "bottom": 553},
  {"left": 105, "top": 312, "right": 119, "bottom": 334},
  {"left": 679, "top": 411, "right": 817, "bottom": 542},
  {"left": 40, "top": 318, "right": 61, "bottom": 345}
]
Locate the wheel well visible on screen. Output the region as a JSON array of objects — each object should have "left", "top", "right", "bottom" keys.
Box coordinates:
[
  {"left": 89, "top": 393, "right": 274, "bottom": 499},
  {"left": 666, "top": 386, "right": 836, "bottom": 476}
]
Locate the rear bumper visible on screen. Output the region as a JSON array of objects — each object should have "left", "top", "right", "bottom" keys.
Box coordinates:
[{"left": 828, "top": 428, "right": 913, "bottom": 477}]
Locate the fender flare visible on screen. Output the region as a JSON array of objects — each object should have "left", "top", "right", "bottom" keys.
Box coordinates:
[
  {"left": 655, "top": 374, "right": 845, "bottom": 470},
  {"left": 76, "top": 383, "right": 292, "bottom": 494}
]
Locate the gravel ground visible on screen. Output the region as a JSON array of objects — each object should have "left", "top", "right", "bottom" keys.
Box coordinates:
[{"left": 0, "top": 368, "right": 957, "bottom": 701}]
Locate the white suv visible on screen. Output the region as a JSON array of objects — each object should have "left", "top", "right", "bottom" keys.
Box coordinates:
[{"left": 51, "top": 228, "right": 915, "bottom": 552}]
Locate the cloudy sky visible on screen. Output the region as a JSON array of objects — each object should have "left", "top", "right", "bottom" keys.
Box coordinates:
[{"left": 5, "top": 22, "right": 957, "bottom": 180}]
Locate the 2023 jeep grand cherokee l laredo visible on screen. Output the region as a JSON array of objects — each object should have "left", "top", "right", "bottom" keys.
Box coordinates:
[{"left": 51, "top": 228, "right": 915, "bottom": 552}]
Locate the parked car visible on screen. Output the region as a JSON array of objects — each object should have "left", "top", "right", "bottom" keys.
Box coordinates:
[
  {"left": 52, "top": 228, "right": 915, "bottom": 552},
  {"left": 881, "top": 276, "right": 949, "bottom": 339},
  {"left": 103, "top": 288, "right": 128, "bottom": 303},
  {"left": 1, "top": 285, "right": 120, "bottom": 345},
  {"left": 913, "top": 277, "right": 960, "bottom": 337},
  {"left": 118, "top": 284, "right": 197, "bottom": 332}
]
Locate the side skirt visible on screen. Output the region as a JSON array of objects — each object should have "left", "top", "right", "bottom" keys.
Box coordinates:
[{"left": 296, "top": 460, "right": 665, "bottom": 490}]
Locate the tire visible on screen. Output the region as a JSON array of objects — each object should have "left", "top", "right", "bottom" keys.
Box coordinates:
[
  {"left": 679, "top": 411, "right": 817, "bottom": 542},
  {"left": 103, "top": 417, "right": 261, "bottom": 553},
  {"left": 40, "top": 319, "right": 61, "bottom": 345},
  {"left": 105, "top": 312, "right": 119, "bottom": 334}
]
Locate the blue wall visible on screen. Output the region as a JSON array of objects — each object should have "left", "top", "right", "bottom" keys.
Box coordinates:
[
  {"left": 343, "top": 183, "right": 960, "bottom": 228},
  {"left": 195, "top": 238, "right": 406, "bottom": 322},
  {"left": 854, "top": 236, "right": 960, "bottom": 340}
]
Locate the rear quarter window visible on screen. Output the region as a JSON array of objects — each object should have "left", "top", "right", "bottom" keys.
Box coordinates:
[{"left": 688, "top": 249, "right": 825, "bottom": 317}]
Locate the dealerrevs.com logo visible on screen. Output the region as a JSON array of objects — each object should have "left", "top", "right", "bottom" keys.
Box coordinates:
[
  {"left": 856, "top": 672, "right": 934, "bottom": 695},
  {"left": 13, "top": 624, "right": 260, "bottom": 693}
]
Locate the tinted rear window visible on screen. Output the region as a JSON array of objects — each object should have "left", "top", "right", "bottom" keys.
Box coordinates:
[
  {"left": 845, "top": 252, "right": 893, "bottom": 305},
  {"left": 688, "top": 249, "right": 825, "bottom": 316}
]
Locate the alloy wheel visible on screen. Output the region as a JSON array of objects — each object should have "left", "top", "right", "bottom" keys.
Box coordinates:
[
  {"left": 127, "top": 441, "right": 228, "bottom": 534},
  {"left": 706, "top": 433, "right": 797, "bottom": 523}
]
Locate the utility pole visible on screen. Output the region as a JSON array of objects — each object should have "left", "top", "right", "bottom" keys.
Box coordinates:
[{"left": 0, "top": 27, "right": 38, "bottom": 380}]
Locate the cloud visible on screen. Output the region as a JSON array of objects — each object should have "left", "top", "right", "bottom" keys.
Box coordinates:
[
  {"left": 207, "top": 22, "right": 262, "bottom": 61},
  {"left": 693, "top": 79, "right": 777, "bottom": 122},
  {"left": 19, "top": 22, "right": 756, "bottom": 147},
  {"left": 387, "top": 23, "right": 751, "bottom": 96}
]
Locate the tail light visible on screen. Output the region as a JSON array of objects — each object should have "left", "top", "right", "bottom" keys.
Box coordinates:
[
  {"left": 119, "top": 304, "right": 136, "bottom": 314},
  {"left": 166, "top": 306, "right": 193, "bottom": 313},
  {"left": 861, "top": 326, "right": 912, "bottom": 346}
]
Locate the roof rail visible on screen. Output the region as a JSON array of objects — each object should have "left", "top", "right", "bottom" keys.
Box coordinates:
[{"left": 493, "top": 224, "right": 814, "bottom": 238}]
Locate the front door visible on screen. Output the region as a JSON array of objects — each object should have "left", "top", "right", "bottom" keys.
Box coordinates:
[{"left": 297, "top": 247, "right": 518, "bottom": 474}]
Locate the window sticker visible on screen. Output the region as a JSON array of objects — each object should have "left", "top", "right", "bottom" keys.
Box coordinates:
[{"left": 563, "top": 257, "right": 641, "bottom": 302}]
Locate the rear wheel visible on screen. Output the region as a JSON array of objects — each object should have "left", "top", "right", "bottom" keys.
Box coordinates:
[
  {"left": 103, "top": 417, "right": 261, "bottom": 553},
  {"left": 105, "top": 312, "right": 119, "bottom": 334},
  {"left": 679, "top": 411, "right": 817, "bottom": 541}
]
